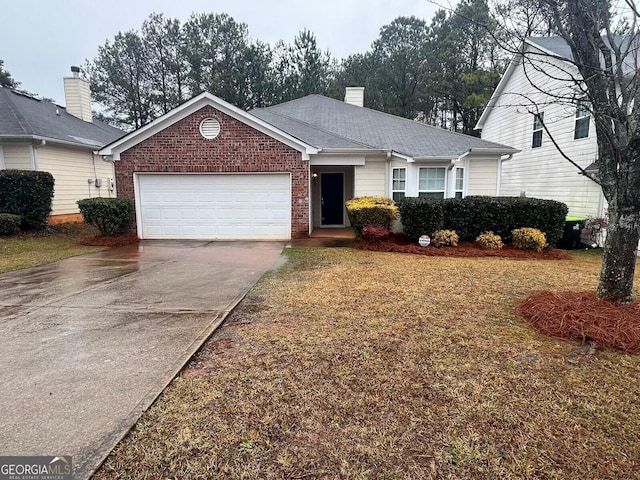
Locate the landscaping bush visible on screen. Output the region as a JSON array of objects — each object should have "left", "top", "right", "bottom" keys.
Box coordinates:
[
  {"left": 397, "top": 197, "right": 444, "bottom": 241},
  {"left": 361, "top": 225, "right": 389, "bottom": 243},
  {"left": 475, "top": 231, "right": 503, "bottom": 249},
  {"left": 346, "top": 197, "right": 398, "bottom": 237},
  {"left": 512, "top": 227, "right": 548, "bottom": 252},
  {"left": 432, "top": 229, "right": 459, "bottom": 247},
  {"left": 398, "top": 196, "right": 567, "bottom": 245},
  {"left": 0, "top": 170, "right": 54, "bottom": 229},
  {"left": 0, "top": 213, "right": 21, "bottom": 236},
  {"left": 77, "top": 198, "right": 134, "bottom": 236}
]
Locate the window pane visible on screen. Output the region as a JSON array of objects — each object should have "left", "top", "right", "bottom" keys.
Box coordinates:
[
  {"left": 393, "top": 192, "right": 405, "bottom": 202},
  {"left": 455, "top": 191, "right": 463, "bottom": 199},
  {"left": 533, "top": 112, "right": 544, "bottom": 130},
  {"left": 575, "top": 116, "right": 590, "bottom": 139},
  {"left": 532, "top": 130, "right": 542, "bottom": 148},
  {"left": 393, "top": 168, "right": 406, "bottom": 181},
  {"left": 419, "top": 168, "right": 445, "bottom": 192},
  {"left": 455, "top": 168, "right": 464, "bottom": 190},
  {"left": 419, "top": 191, "right": 445, "bottom": 199}
]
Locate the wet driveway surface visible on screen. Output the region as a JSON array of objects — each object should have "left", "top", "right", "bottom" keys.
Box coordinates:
[{"left": 0, "top": 241, "right": 285, "bottom": 479}]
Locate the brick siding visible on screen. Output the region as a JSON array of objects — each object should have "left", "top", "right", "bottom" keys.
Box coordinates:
[{"left": 115, "top": 105, "right": 309, "bottom": 238}]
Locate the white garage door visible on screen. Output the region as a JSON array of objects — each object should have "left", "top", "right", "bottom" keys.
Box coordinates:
[{"left": 136, "top": 173, "right": 291, "bottom": 240}]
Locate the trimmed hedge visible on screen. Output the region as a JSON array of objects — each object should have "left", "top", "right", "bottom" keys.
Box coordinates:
[
  {"left": 77, "top": 197, "right": 134, "bottom": 236},
  {"left": 346, "top": 197, "right": 398, "bottom": 237},
  {"left": 398, "top": 196, "right": 568, "bottom": 246},
  {"left": 396, "top": 197, "right": 444, "bottom": 242},
  {"left": 0, "top": 213, "right": 21, "bottom": 236},
  {"left": 0, "top": 170, "right": 54, "bottom": 229}
]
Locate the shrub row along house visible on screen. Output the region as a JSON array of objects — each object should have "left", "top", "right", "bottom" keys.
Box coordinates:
[
  {"left": 98, "top": 88, "right": 517, "bottom": 240},
  {"left": 0, "top": 67, "right": 123, "bottom": 223}
]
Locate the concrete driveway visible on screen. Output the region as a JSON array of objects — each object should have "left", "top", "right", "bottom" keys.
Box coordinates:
[{"left": 0, "top": 241, "right": 285, "bottom": 479}]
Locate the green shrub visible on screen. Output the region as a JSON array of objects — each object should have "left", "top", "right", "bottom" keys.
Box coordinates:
[
  {"left": 432, "top": 229, "right": 459, "bottom": 247},
  {"left": 512, "top": 227, "right": 548, "bottom": 252},
  {"left": 77, "top": 198, "right": 134, "bottom": 236},
  {"left": 397, "top": 196, "right": 567, "bottom": 246},
  {"left": 0, "top": 170, "right": 54, "bottom": 229},
  {"left": 475, "top": 231, "right": 503, "bottom": 249},
  {"left": 0, "top": 213, "right": 21, "bottom": 236},
  {"left": 397, "top": 197, "right": 444, "bottom": 241},
  {"left": 346, "top": 197, "right": 398, "bottom": 237}
]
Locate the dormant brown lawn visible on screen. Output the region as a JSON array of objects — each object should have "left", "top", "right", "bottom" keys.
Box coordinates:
[{"left": 95, "top": 248, "right": 640, "bottom": 480}]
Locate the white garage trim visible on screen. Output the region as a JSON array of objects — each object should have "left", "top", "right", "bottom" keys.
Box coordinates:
[{"left": 134, "top": 172, "right": 292, "bottom": 240}]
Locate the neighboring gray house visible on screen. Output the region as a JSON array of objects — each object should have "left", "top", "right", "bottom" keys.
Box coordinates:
[
  {"left": 99, "top": 88, "right": 517, "bottom": 240},
  {"left": 0, "top": 68, "right": 123, "bottom": 223}
]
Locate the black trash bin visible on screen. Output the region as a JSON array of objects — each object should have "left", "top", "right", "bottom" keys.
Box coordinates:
[{"left": 559, "top": 218, "right": 586, "bottom": 249}]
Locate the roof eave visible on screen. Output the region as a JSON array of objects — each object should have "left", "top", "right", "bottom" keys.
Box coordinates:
[
  {"left": 0, "top": 134, "right": 101, "bottom": 150},
  {"left": 99, "top": 92, "right": 319, "bottom": 160}
]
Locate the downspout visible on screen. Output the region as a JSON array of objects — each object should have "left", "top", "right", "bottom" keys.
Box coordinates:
[
  {"left": 98, "top": 152, "right": 117, "bottom": 198},
  {"left": 450, "top": 151, "right": 470, "bottom": 198},
  {"left": 385, "top": 151, "right": 392, "bottom": 198},
  {"left": 31, "top": 139, "right": 46, "bottom": 170}
]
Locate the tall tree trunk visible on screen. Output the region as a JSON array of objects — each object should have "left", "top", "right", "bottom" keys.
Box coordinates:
[{"left": 597, "top": 206, "right": 640, "bottom": 303}]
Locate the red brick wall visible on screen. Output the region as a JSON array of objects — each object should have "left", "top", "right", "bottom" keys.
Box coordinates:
[{"left": 115, "top": 105, "right": 309, "bottom": 238}]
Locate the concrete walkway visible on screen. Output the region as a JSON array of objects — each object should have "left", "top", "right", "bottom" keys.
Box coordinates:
[{"left": 0, "top": 241, "right": 284, "bottom": 479}]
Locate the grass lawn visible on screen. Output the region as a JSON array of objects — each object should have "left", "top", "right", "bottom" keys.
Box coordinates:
[
  {"left": 0, "top": 223, "right": 105, "bottom": 273},
  {"left": 95, "top": 248, "right": 640, "bottom": 480}
]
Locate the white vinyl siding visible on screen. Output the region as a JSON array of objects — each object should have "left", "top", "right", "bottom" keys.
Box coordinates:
[
  {"left": 36, "top": 144, "right": 115, "bottom": 215},
  {"left": 354, "top": 159, "right": 385, "bottom": 197},
  {"left": 1, "top": 143, "right": 32, "bottom": 169},
  {"left": 136, "top": 173, "right": 291, "bottom": 240},
  {"left": 466, "top": 161, "right": 498, "bottom": 196},
  {"left": 479, "top": 44, "right": 602, "bottom": 218}
]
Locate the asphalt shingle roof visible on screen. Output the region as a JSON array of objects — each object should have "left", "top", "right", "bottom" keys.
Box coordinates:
[
  {"left": 0, "top": 87, "right": 124, "bottom": 148},
  {"left": 527, "top": 35, "right": 637, "bottom": 76},
  {"left": 252, "top": 95, "right": 515, "bottom": 158}
]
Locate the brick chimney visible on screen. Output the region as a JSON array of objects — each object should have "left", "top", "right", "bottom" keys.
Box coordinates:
[
  {"left": 63, "top": 66, "right": 93, "bottom": 122},
  {"left": 344, "top": 87, "right": 364, "bottom": 107}
]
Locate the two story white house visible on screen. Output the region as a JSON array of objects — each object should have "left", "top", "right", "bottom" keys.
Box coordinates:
[{"left": 476, "top": 37, "right": 605, "bottom": 220}]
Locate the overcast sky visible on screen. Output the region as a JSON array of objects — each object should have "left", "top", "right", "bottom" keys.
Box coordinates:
[{"left": 1, "top": 0, "right": 451, "bottom": 105}]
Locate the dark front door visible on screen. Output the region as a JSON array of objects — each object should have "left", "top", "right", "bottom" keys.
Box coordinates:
[{"left": 321, "top": 173, "right": 344, "bottom": 225}]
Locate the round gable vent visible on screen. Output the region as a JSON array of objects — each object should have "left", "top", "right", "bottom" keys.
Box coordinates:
[{"left": 199, "top": 118, "right": 221, "bottom": 139}]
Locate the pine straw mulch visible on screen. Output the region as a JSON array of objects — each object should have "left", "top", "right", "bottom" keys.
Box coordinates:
[
  {"left": 77, "top": 231, "right": 139, "bottom": 248},
  {"left": 518, "top": 290, "right": 640, "bottom": 354},
  {"left": 357, "top": 234, "right": 572, "bottom": 260}
]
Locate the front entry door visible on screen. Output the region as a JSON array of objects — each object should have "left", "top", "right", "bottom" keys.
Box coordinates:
[{"left": 321, "top": 173, "right": 344, "bottom": 225}]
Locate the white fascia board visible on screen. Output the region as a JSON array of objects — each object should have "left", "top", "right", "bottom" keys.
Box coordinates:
[
  {"left": 391, "top": 151, "right": 414, "bottom": 162},
  {"left": 467, "top": 147, "right": 521, "bottom": 156},
  {"left": 98, "top": 92, "right": 318, "bottom": 160},
  {"left": 309, "top": 154, "right": 366, "bottom": 166}
]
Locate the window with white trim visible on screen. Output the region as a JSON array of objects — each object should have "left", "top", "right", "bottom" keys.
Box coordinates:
[
  {"left": 574, "top": 99, "right": 590, "bottom": 139},
  {"left": 392, "top": 167, "right": 406, "bottom": 202},
  {"left": 418, "top": 167, "right": 446, "bottom": 199},
  {"left": 454, "top": 167, "right": 464, "bottom": 199},
  {"left": 532, "top": 112, "right": 544, "bottom": 148}
]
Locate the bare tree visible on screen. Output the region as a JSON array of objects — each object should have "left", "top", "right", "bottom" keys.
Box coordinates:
[{"left": 482, "top": 0, "right": 639, "bottom": 304}]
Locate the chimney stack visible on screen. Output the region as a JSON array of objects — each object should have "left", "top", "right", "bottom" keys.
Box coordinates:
[
  {"left": 344, "top": 86, "right": 364, "bottom": 107},
  {"left": 64, "top": 66, "right": 93, "bottom": 122}
]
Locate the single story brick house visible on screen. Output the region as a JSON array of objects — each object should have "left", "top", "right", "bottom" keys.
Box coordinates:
[{"left": 99, "top": 88, "right": 517, "bottom": 240}]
